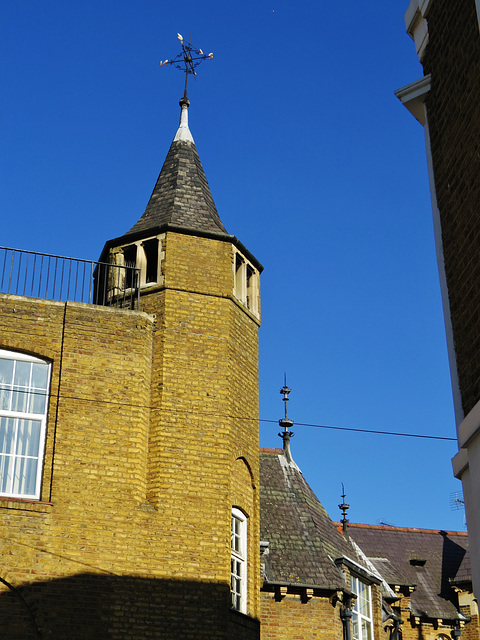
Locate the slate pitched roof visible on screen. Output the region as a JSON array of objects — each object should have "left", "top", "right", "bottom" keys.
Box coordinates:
[
  {"left": 347, "top": 523, "right": 470, "bottom": 621},
  {"left": 124, "top": 104, "right": 227, "bottom": 238},
  {"left": 259, "top": 448, "right": 360, "bottom": 590}
]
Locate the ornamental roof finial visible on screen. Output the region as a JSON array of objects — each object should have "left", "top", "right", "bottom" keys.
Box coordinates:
[
  {"left": 278, "top": 373, "right": 295, "bottom": 463},
  {"left": 339, "top": 483, "right": 350, "bottom": 539}
]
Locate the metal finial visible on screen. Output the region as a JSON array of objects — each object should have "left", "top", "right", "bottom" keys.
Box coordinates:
[
  {"left": 160, "top": 33, "right": 214, "bottom": 99},
  {"left": 278, "top": 374, "right": 295, "bottom": 464},
  {"left": 339, "top": 483, "right": 350, "bottom": 538},
  {"left": 278, "top": 373, "right": 294, "bottom": 434}
]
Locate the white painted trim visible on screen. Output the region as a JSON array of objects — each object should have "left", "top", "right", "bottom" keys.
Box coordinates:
[
  {"left": 452, "top": 447, "right": 469, "bottom": 478},
  {"left": 457, "top": 397, "right": 480, "bottom": 449},
  {"left": 405, "top": 0, "right": 433, "bottom": 31},
  {"left": 476, "top": 0, "right": 480, "bottom": 32},
  {"left": 0, "top": 350, "right": 51, "bottom": 499},
  {"left": 395, "top": 75, "right": 431, "bottom": 125},
  {"left": 231, "top": 507, "right": 247, "bottom": 614},
  {"left": 405, "top": 0, "right": 432, "bottom": 61},
  {"left": 0, "top": 350, "right": 49, "bottom": 364}
]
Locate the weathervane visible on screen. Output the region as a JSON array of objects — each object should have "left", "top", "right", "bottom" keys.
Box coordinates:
[{"left": 160, "top": 33, "right": 214, "bottom": 99}]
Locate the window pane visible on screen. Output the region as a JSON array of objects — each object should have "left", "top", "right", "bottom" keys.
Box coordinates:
[
  {"left": 351, "top": 615, "right": 359, "bottom": 640},
  {"left": 31, "top": 388, "right": 47, "bottom": 414},
  {"left": 14, "top": 361, "right": 31, "bottom": 388},
  {"left": 31, "top": 363, "right": 48, "bottom": 390},
  {"left": 16, "top": 420, "right": 41, "bottom": 457},
  {"left": 0, "top": 417, "right": 16, "bottom": 453},
  {"left": 12, "top": 457, "right": 38, "bottom": 496},
  {"left": 0, "top": 360, "right": 14, "bottom": 411},
  {"left": 11, "top": 389, "right": 28, "bottom": 413},
  {"left": 361, "top": 618, "right": 373, "bottom": 640},
  {"left": 0, "top": 358, "right": 14, "bottom": 385},
  {"left": 358, "top": 585, "right": 370, "bottom": 617},
  {"left": 0, "top": 388, "right": 12, "bottom": 411},
  {"left": 0, "top": 455, "right": 13, "bottom": 493}
]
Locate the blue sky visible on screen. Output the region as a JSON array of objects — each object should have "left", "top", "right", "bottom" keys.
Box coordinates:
[{"left": 1, "top": 1, "right": 463, "bottom": 530}]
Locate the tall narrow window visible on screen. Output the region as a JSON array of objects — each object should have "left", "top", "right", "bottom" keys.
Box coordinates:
[
  {"left": 246, "top": 265, "right": 257, "bottom": 313},
  {"left": 143, "top": 238, "right": 159, "bottom": 284},
  {"left": 123, "top": 245, "right": 138, "bottom": 290},
  {"left": 0, "top": 351, "right": 51, "bottom": 499},
  {"left": 231, "top": 507, "right": 247, "bottom": 613},
  {"left": 351, "top": 576, "right": 374, "bottom": 640},
  {"left": 234, "top": 253, "right": 245, "bottom": 301}
]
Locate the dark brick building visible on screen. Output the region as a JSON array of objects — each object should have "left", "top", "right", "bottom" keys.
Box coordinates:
[{"left": 396, "top": 0, "right": 480, "bottom": 600}]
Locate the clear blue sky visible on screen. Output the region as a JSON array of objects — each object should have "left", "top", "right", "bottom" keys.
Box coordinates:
[{"left": 1, "top": 1, "right": 463, "bottom": 530}]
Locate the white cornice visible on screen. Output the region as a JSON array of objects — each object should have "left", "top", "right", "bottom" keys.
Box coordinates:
[
  {"left": 405, "top": 0, "right": 433, "bottom": 61},
  {"left": 395, "top": 75, "right": 431, "bottom": 125}
]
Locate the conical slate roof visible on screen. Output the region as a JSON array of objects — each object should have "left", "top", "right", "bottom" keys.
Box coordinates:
[
  {"left": 125, "top": 98, "right": 227, "bottom": 237},
  {"left": 260, "top": 448, "right": 357, "bottom": 590}
]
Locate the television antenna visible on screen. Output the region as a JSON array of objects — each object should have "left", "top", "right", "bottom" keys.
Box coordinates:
[
  {"left": 450, "top": 491, "right": 465, "bottom": 511},
  {"left": 450, "top": 491, "right": 466, "bottom": 531}
]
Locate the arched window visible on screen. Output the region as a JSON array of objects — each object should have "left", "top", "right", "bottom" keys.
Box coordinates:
[
  {"left": 0, "top": 350, "right": 51, "bottom": 499},
  {"left": 231, "top": 507, "right": 247, "bottom": 613}
]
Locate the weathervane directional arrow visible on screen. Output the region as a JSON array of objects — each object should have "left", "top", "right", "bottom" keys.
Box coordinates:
[{"left": 160, "top": 33, "right": 214, "bottom": 99}]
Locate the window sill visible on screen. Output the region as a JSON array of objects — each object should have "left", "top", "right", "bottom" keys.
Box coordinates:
[{"left": 0, "top": 497, "right": 53, "bottom": 512}]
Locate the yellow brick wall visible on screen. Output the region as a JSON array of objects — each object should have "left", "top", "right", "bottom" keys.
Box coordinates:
[
  {"left": 0, "top": 229, "right": 261, "bottom": 639},
  {"left": 139, "top": 232, "right": 260, "bottom": 619},
  {"left": 260, "top": 592, "right": 344, "bottom": 639}
]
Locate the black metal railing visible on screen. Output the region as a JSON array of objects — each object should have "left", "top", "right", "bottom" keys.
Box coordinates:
[{"left": 0, "top": 246, "right": 141, "bottom": 310}]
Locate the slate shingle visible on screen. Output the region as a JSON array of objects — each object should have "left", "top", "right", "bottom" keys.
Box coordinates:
[
  {"left": 347, "top": 523, "right": 469, "bottom": 620},
  {"left": 260, "top": 448, "right": 356, "bottom": 590},
  {"left": 125, "top": 138, "right": 227, "bottom": 237}
]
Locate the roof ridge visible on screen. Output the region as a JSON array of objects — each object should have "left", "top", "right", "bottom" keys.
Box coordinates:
[{"left": 344, "top": 522, "right": 468, "bottom": 536}]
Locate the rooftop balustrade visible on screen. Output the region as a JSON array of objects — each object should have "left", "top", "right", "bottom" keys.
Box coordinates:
[{"left": 0, "top": 246, "right": 140, "bottom": 310}]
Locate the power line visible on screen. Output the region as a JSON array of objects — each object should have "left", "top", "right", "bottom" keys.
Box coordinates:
[
  {"left": 259, "top": 418, "right": 456, "bottom": 441},
  {"left": 1, "top": 387, "right": 457, "bottom": 442}
]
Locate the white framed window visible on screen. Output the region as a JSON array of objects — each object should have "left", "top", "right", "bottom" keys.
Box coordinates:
[
  {"left": 0, "top": 350, "right": 51, "bottom": 499},
  {"left": 231, "top": 507, "right": 247, "bottom": 613},
  {"left": 351, "top": 575, "right": 374, "bottom": 640}
]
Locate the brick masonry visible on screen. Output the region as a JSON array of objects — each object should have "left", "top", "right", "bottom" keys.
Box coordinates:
[
  {"left": 0, "top": 229, "right": 261, "bottom": 638},
  {"left": 422, "top": 0, "right": 480, "bottom": 416}
]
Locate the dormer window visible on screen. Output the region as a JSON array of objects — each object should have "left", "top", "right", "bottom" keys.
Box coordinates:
[
  {"left": 351, "top": 575, "right": 374, "bottom": 640},
  {"left": 410, "top": 558, "right": 427, "bottom": 566},
  {"left": 233, "top": 250, "right": 259, "bottom": 318}
]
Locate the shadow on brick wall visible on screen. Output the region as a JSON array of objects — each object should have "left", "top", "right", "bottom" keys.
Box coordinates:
[{"left": 0, "top": 573, "right": 260, "bottom": 640}]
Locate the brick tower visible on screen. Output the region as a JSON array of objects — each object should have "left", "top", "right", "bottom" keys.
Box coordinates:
[
  {"left": 97, "top": 95, "right": 263, "bottom": 636},
  {"left": 0, "top": 96, "right": 262, "bottom": 638}
]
